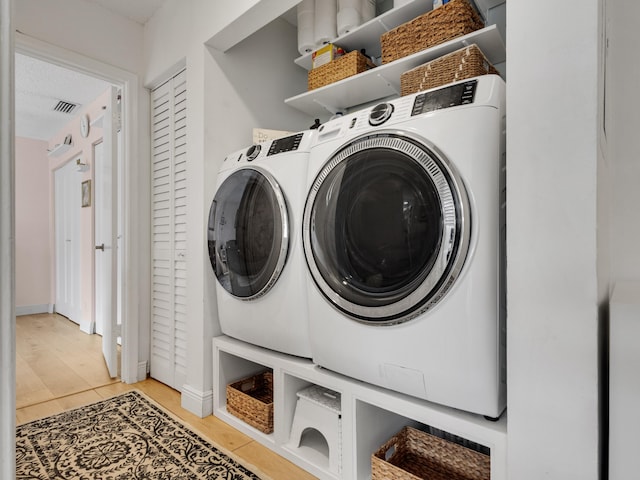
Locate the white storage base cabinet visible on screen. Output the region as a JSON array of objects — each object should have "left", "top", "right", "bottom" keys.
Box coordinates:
[{"left": 213, "top": 335, "right": 507, "bottom": 480}]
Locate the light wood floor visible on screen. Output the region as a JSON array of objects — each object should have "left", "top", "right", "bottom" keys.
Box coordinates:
[{"left": 16, "top": 313, "right": 316, "bottom": 480}]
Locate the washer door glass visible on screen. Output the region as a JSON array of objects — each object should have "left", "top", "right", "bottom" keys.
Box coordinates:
[
  {"left": 208, "top": 167, "right": 289, "bottom": 299},
  {"left": 303, "top": 133, "right": 471, "bottom": 324}
]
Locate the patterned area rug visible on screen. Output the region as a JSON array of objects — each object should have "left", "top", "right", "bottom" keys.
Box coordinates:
[{"left": 16, "top": 390, "right": 263, "bottom": 479}]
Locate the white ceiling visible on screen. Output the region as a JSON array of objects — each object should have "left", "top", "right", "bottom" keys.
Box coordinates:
[
  {"left": 15, "top": 0, "right": 166, "bottom": 141},
  {"left": 15, "top": 53, "right": 111, "bottom": 141},
  {"left": 81, "top": 0, "right": 166, "bottom": 25}
]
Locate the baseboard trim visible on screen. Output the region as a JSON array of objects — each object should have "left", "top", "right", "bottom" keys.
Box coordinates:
[
  {"left": 137, "top": 361, "right": 148, "bottom": 382},
  {"left": 16, "top": 304, "right": 53, "bottom": 316},
  {"left": 181, "top": 384, "right": 213, "bottom": 418}
]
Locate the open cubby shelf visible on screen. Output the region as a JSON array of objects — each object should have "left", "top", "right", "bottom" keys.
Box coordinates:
[{"left": 213, "top": 335, "right": 507, "bottom": 480}]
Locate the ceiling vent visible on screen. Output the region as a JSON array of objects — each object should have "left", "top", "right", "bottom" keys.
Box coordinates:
[{"left": 52, "top": 100, "right": 78, "bottom": 114}]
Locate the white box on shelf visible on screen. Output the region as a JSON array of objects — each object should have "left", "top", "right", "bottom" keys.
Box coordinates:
[{"left": 252, "top": 128, "right": 295, "bottom": 144}]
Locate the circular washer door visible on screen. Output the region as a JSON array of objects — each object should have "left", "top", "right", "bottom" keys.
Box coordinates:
[
  {"left": 303, "top": 132, "right": 471, "bottom": 324},
  {"left": 208, "top": 167, "right": 289, "bottom": 300}
]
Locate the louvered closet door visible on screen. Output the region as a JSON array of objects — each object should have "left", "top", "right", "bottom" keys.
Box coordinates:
[{"left": 150, "top": 69, "right": 187, "bottom": 391}]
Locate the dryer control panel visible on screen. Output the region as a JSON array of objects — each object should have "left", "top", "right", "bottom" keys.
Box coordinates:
[
  {"left": 267, "top": 132, "right": 304, "bottom": 155},
  {"left": 411, "top": 79, "right": 477, "bottom": 116}
]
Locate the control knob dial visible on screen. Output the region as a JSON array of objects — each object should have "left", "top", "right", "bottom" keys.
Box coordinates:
[
  {"left": 246, "top": 144, "right": 261, "bottom": 161},
  {"left": 369, "top": 102, "right": 394, "bottom": 126}
]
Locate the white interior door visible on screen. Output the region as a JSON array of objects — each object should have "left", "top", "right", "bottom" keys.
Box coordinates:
[
  {"left": 54, "top": 159, "right": 81, "bottom": 323},
  {"left": 95, "top": 86, "right": 119, "bottom": 378},
  {"left": 150, "top": 69, "right": 188, "bottom": 391}
]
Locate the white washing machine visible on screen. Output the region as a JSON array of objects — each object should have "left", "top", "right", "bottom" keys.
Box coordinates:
[
  {"left": 208, "top": 131, "right": 314, "bottom": 357},
  {"left": 303, "top": 75, "right": 506, "bottom": 418}
]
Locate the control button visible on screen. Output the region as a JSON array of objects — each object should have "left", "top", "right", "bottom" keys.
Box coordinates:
[
  {"left": 460, "top": 80, "right": 477, "bottom": 104},
  {"left": 246, "top": 144, "right": 261, "bottom": 161},
  {"left": 412, "top": 94, "right": 427, "bottom": 116},
  {"left": 369, "top": 102, "right": 394, "bottom": 126}
]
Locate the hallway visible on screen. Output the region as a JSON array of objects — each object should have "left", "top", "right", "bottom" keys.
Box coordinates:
[
  {"left": 16, "top": 313, "right": 118, "bottom": 412},
  {"left": 15, "top": 313, "right": 316, "bottom": 479}
]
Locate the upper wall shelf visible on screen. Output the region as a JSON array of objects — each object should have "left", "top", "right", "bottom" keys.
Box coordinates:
[
  {"left": 294, "top": 0, "right": 433, "bottom": 71},
  {"left": 285, "top": 25, "right": 506, "bottom": 117},
  {"left": 47, "top": 134, "right": 73, "bottom": 157},
  {"left": 293, "top": 0, "right": 506, "bottom": 71}
]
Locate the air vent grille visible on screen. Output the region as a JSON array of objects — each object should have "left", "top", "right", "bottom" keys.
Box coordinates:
[{"left": 52, "top": 100, "right": 78, "bottom": 114}]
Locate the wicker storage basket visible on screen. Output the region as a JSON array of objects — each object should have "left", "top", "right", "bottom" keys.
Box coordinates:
[
  {"left": 400, "top": 44, "right": 499, "bottom": 96},
  {"left": 371, "top": 426, "right": 490, "bottom": 480},
  {"left": 308, "top": 50, "right": 375, "bottom": 91},
  {"left": 226, "top": 370, "right": 274, "bottom": 434},
  {"left": 381, "top": 0, "right": 484, "bottom": 65}
]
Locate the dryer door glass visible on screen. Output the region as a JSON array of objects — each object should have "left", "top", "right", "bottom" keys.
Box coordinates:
[
  {"left": 304, "top": 133, "right": 471, "bottom": 324},
  {"left": 208, "top": 168, "right": 289, "bottom": 299}
]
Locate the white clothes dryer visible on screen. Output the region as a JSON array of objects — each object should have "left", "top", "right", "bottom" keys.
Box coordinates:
[
  {"left": 208, "top": 131, "right": 314, "bottom": 357},
  {"left": 303, "top": 75, "right": 506, "bottom": 418}
]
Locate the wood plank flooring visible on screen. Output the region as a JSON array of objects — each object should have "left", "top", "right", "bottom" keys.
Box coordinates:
[{"left": 16, "top": 313, "right": 316, "bottom": 480}]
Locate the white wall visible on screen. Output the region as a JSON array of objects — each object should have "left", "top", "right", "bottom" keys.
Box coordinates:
[
  {"left": 607, "top": 1, "right": 640, "bottom": 282},
  {"left": 143, "top": 0, "right": 310, "bottom": 414},
  {"left": 604, "top": 2, "right": 640, "bottom": 475},
  {"left": 15, "top": 0, "right": 143, "bottom": 75},
  {"left": 14, "top": 137, "right": 50, "bottom": 311},
  {"left": 506, "top": 1, "right": 602, "bottom": 479}
]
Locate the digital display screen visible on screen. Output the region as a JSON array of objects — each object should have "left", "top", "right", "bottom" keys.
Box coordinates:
[
  {"left": 412, "top": 80, "right": 477, "bottom": 116},
  {"left": 268, "top": 132, "right": 303, "bottom": 156}
]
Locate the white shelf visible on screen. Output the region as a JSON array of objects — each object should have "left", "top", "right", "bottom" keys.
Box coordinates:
[
  {"left": 47, "top": 142, "right": 73, "bottom": 157},
  {"left": 294, "top": 0, "right": 433, "bottom": 71},
  {"left": 213, "top": 335, "right": 507, "bottom": 480},
  {"left": 285, "top": 25, "right": 506, "bottom": 117},
  {"left": 47, "top": 134, "right": 73, "bottom": 157}
]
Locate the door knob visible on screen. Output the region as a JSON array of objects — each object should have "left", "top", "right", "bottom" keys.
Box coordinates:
[{"left": 95, "top": 243, "right": 105, "bottom": 251}]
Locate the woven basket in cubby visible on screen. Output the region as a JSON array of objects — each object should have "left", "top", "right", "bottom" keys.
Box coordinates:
[
  {"left": 226, "top": 370, "right": 274, "bottom": 434},
  {"left": 371, "top": 426, "right": 490, "bottom": 480}
]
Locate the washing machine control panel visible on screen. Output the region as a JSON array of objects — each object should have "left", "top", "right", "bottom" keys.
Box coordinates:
[
  {"left": 411, "top": 79, "right": 478, "bottom": 116},
  {"left": 267, "top": 132, "right": 304, "bottom": 156}
]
